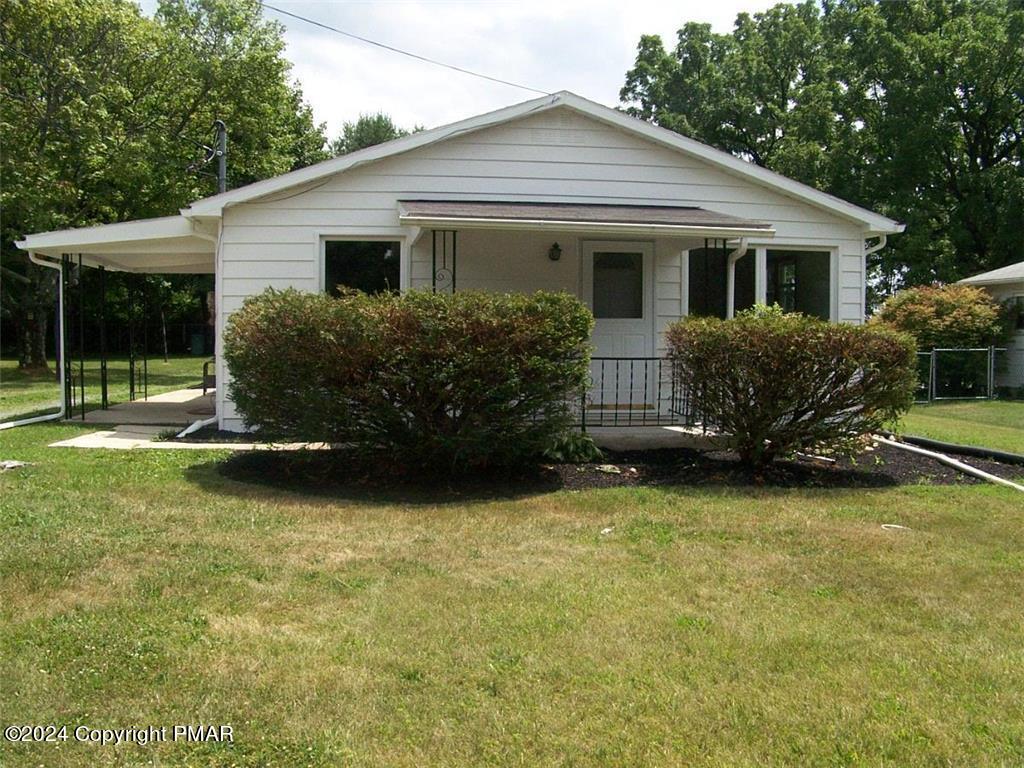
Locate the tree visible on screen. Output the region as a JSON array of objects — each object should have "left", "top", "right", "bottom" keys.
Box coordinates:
[
  {"left": 623, "top": 3, "right": 842, "bottom": 187},
  {"left": 825, "top": 0, "right": 1024, "bottom": 287},
  {"left": 621, "top": 0, "right": 1024, "bottom": 297},
  {"left": 330, "top": 113, "right": 417, "bottom": 155},
  {"left": 0, "top": 0, "right": 328, "bottom": 369}
]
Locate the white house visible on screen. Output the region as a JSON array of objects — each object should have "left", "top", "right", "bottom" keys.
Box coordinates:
[
  {"left": 17, "top": 91, "right": 903, "bottom": 431},
  {"left": 960, "top": 260, "right": 1024, "bottom": 390}
]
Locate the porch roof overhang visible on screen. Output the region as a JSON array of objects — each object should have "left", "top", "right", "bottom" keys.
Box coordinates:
[
  {"left": 397, "top": 200, "right": 775, "bottom": 239},
  {"left": 14, "top": 215, "right": 215, "bottom": 273}
]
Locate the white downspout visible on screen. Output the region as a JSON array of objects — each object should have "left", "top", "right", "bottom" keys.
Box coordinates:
[
  {"left": 725, "top": 237, "right": 749, "bottom": 319},
  {"left": 863, "top": 234, "right": 887, "bottom": 257},
  {"left": 0, "top": 253, "right": 66, "bottom": 430},
  {"left": 861, "top": 235, "right": 887, "bottom": 322}
]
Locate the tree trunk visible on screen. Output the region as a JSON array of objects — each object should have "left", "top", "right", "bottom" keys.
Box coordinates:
[
  {"left": 161, "top": 307, "right": 169, "bottom": 363},
  {"left": 17, "top": 310, "right": 50, "bottom": 372},
  {"left": 31, "top": 312, "right": 49, "bottom": 368}
]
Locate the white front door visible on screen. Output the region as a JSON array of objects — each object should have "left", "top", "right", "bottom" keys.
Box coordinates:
[{"left": 581, "top": 241, "right": 655, "bottom": 412}]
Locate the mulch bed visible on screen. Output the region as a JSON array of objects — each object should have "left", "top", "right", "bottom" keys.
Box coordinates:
[{"left": 214, "top": 440, "right": 1024, "bottom": 500}]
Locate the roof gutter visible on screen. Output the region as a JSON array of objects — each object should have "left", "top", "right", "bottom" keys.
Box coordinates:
[
  {"left": 397, "top": 215, "right": 773, "bottom": 240},
  {"left": 0, "top": 252, "right": 66, "bottom": 430}
]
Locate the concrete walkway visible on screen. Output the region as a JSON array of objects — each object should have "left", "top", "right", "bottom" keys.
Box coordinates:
[
  {"left": 49, "top": 424, "right": 247, "bottom": 450},
  {"left": 50, "top": 393, "right": 723, "bottom": 451},
  {"left": 49, "top": 424, "right": 332, "bottom": 452},
  {"left": 49, "top": 425, "right": 722, "bottom": 452}
]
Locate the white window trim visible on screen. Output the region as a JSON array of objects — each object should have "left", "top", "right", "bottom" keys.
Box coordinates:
[
  {"left": 316, "top": 233, "right": 406, "bottom": 294},
  {"left": 680, "top": 242, "right": 840, "bottom": 322},
  {"left": 761, "top": 244, "right": 840, "bottom": 322}
]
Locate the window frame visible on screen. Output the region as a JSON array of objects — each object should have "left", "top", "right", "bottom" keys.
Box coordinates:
[{"left": 318, "top": 234, "right": 407, "bottom": 295}]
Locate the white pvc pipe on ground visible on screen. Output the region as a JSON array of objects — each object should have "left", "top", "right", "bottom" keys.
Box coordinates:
[
  {"left": 873, "top": 435, "right": 1024, "bottom": 493},
  {"left": 176, "top": 414, "right": 219, "bottom": 439}
]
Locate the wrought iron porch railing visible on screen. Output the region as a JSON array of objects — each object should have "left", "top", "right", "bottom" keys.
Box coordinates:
[{"left": 577, "top": 356, "right": 702, "bottom": 428}]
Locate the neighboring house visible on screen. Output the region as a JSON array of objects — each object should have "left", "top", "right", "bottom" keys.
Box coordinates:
[
  {"left": 17, "top": 91, "right": 903, "bottom": 431},
  {"left": 960, "top": 261, "right": 1024, "bottom": 390}
]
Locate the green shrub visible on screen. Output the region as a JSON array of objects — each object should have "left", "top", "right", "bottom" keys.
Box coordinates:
[
  {"left": 543, "top": 432, "right": 603, "bottom": 463},
  {"left": 223, "top": 288, "right": 593, "bottom": 472},
  {"left": 871, "top": 284, "right": 1007, "bottom": 349},
  {"left": 666, "top": 305, "right": 917, "bottom": 468}
]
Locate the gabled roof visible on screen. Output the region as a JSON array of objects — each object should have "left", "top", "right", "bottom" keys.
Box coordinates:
[
  {"left": 959, "top": 260, "right": 1024, "bottom": 287},
  {"left": 183, "top": 91, "right": 903, "bottom": 235}
]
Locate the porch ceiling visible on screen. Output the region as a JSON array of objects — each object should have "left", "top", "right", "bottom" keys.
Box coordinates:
[
  {"left": 15, "top": 215, "right": 215, "bottom": 274},
  {"left": 398, "top": 200, "right": 775, "bottom": 239}
]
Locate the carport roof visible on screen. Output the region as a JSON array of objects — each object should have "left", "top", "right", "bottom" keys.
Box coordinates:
[{"left": 15, "top": 215, "right": 215, "bottom": 273}]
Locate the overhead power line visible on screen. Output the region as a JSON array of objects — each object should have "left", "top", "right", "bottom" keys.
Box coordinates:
[{"left": 258, "top": 2, "right": 550, "bottom": 96}]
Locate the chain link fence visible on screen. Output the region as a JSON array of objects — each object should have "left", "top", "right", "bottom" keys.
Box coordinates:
[{"left": 915, "top": 347, "right": 1008, "bottom": 402}]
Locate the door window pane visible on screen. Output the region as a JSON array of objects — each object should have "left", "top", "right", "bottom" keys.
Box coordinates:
[{"left": 593, "top": 252, "right": 643, "bottom": 318}]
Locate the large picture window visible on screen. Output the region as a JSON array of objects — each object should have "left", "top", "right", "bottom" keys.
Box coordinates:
[{"left": 324, "top": 240, "right": 400, "bottom": 296}]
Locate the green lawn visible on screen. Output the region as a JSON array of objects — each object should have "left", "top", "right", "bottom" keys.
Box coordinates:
[
  {"left": 1, "top": 424, "right": 1023, "bottom": 766},
  {"left": 899, "top": 400, "right": 1024, "bottom": 455},
  {"left": 0, "top": 355, "right": 208, "bottom": 422}
]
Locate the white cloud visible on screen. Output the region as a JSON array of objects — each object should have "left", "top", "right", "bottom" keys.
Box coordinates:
[{"left": 138, "top": 0, "right": 783, "bottom": 141}]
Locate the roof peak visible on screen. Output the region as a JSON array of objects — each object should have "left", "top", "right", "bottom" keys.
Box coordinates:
[{"left": 181, "top": 90, "right": 901, "bottom": 234}]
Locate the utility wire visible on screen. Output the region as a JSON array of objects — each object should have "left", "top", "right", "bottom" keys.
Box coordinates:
[{"left": 258, "top": 2, "right": 550, "bottom": 96}]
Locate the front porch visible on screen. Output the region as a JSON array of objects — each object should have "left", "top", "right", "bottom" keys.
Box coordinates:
[{"left": 324, "top": 201, "right": 840, "bottom": 429}]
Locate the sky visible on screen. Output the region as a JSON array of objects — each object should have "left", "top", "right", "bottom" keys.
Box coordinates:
[{"left": 138, "top": 0, "right": 782, "bottom": 142}]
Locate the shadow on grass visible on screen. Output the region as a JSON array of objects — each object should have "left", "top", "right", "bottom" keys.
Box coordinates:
[
  {"left": 186, "top": 450, "right": 565, "bottom": 505},
  {"left": 182, "top": 445, "right": 910, "bottom": 507}
]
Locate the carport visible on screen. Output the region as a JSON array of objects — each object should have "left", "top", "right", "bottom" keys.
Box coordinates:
[{"left": 13, "top": 215, "right": 216, "bottom": 427}]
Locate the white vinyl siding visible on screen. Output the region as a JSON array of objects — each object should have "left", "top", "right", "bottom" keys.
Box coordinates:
[{"left": 216, "top": 106, "right": 869, "bottom": 430}]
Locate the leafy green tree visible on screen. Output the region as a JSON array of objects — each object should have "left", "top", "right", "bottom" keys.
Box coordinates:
[
  {"left": 825, "top": 0, "right": 1024, "bottom": 287},
  {"left": 0, "top": 0, "right": 328, "bottom": 369},
  {"left": 330, "top": 113, "right": 419, "bottom": 155},
  {"left": 621, "top": 0, "right": 1024, "bottom": 297}
]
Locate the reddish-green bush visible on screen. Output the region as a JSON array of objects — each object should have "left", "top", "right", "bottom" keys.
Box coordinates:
[
  {"left": 667, "top": 306, "right": 917, "bottom": 468},
  {"left": 871, "top": 284, "right": 1007, "bottom": 349},
  {"left": 223, "top": 288, "right": 593, "bottom": 472}
]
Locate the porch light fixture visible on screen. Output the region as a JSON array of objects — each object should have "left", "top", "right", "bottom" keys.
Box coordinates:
[{"left": 547, "top": 242, "right": 562, "bottom": 261}]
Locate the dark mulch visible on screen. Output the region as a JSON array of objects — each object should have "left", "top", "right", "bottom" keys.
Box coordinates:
[
  {"left": 212, "top": 440, "right": 1024, "bottom": 502},
  {"left": 557, "top": 443, "right": 1023, "bottom": 491},
  {"left": 174, "top": 426, "right": 257, "bottom": 443}
]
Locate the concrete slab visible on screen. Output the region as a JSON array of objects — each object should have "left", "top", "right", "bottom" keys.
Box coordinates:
[
  {"left": 587, "top": 425, "right": 725, "bottom": 451},
  {"left": 143, "top": 387, "right": 215, "bottom": 404},
  {"left": 72, "top": 389, "right": 215, "bottom": 426}
]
